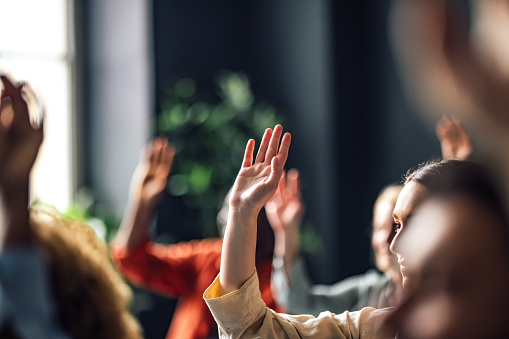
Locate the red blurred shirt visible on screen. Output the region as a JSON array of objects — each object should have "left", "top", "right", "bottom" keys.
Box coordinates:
[{"left": 111, "top": 238, "right": 280, "bottom": 339}]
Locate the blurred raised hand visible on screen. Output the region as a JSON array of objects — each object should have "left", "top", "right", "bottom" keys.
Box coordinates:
[
  {"left": 129, "top": 137, "right": 175, "bottom": 210},
  {"left": 113, "top": 137, "right": 174, "bottom": 250},
  {"left": 265, "top": 169, "right": 305, "bottom": 233},
  {"left": 436, "top": 115, "right": 473, "bottom": 160},
  {"left": 265, "top": 168, "right": 304, "bottom": 276},
  {"left": 0, "top": 75, "right": 43, "bottom": 191},
  {"left": 0, "top": 75, "right": 44, "bottom": 246},
  {"left": 390, "top": 0, "right": 509, "bottom": 133}
]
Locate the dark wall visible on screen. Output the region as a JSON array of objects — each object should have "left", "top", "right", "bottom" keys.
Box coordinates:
[{"left": 152, "top": 0, "right": 440, "bottom": 283}]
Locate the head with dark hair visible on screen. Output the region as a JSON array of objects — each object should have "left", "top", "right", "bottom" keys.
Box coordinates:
[
  {"left": 384, "top": 160, "right": 509, "bottom": 338},
  {"left": 404, "top": 159, "right": 487, "bottom": 191},
  {"left": 391, "top": 159, "right": 507, "bottom": 290}
]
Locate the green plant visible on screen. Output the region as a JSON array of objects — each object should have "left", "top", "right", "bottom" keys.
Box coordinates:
[{"left": 157, "top": 71, "right": 284, "bottom": 237}]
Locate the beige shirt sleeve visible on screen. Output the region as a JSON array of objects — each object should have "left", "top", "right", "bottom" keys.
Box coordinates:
[{"left": 204, "top": 271, "right": 394, "bottom": 339}]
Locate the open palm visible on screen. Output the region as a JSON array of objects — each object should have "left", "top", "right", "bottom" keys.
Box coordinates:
[
  {"left": 230, "top": 125, "right": 291, "bottom": 215},
  {"left": 131, "top": 137, "right": 175, "bottom": 209}
]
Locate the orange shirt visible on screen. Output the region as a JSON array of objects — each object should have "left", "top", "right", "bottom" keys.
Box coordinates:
[{"left": 111, "top": 238, "right": 280, "bottom": 339}]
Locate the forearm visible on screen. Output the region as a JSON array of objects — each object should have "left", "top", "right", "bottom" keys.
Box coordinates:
[
  {"left": 219, "top": 208, "right": 258, "bottom": 295},
  {"left": 113, "top": 197, "right": 154, "bottom": 251},
  {"left": 273, "top": 227, "right": 300, "bottom": 282},
  {"left": 0, "top": 182, "right": 32, "bottom": 248}
]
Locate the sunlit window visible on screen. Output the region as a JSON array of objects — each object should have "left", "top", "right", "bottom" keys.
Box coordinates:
[{"left": 0, "top": 0, "right": 75, "bottom": 211}]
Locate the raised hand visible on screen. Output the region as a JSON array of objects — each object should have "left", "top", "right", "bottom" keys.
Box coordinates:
[
  {"left": 130, "top": 137, "right": 175, "bottom": 209},
  {"left": 0, "top": 75, "right": 43, "bottom": 191},
  {"left": 390, "top": 0, "right": 509, "bottom": 133},
  {"left": 436, "top": 116, "right": 473, "bottom": 160},
  {"left": 220, "top": 125, "right": 291, "bottom": 294},
  {"left": 265, "top": 169, "right": 305, "bottom": 233},
  {"left": 229, "top": 125, "right": 292, "bottom": 216},
  {"left": 114, "top": 137, "right": 175, "bottom": 250},
  {"left": 265, "top": 168, "right": 304, "bottom": 272}
]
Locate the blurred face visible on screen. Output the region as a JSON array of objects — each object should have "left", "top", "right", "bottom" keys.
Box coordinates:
[
  {"left": 390, "top": 181, "right": 429, "bottom": 291},
  {"left": 384, "top": 196, "right": 509, "bottom": 339},
  {"left": 372, "top": 200, "right": 399, "bottom": 276}
]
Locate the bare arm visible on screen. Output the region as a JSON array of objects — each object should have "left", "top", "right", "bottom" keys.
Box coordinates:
[
  {"left": 0, "top": 75, "right": 43, "bottom": 248},
  {"left": 112, "top": 137, "right": 175, "bottom": 251},
  {"left": 220, "top": 125, "right": 291, "bottom": 295},
  {"left": 265, "top": 168, "right": 305, "bottom": 281}
]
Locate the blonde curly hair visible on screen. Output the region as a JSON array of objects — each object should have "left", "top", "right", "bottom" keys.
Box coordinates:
[{"left": 30, "top": 205, "right": 143, "bottom": 339}]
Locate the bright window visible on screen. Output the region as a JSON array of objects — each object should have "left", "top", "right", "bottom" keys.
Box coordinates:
[{"left": 0, "top": 0, "right": 75, "bottom": 211}]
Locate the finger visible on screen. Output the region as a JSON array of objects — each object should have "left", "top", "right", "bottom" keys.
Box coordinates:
[
  {"left": 276, "top": 132, "right": 291, "bottom": 169},
  {"left": 151, "top": 138, "right": 164, "bottom": 167},
  {"left": 255, "top": 128, "right": 273, "bottom": 163},
  {"left": 163, "top": 143, "right": 176, "bottom": 170},
  {"left": 0, "top": 97, "right": 14, "bottom": 132},
  {"left": 279, "top": 170, "right": 287, "bottom": 193},
  {"left": 435, "top": 121, "right": 446, "bottom": 140},
  {"left": 266, "top": 156, "right": 283, "bottom": 189},
  {"left": 156, "top": 137, "right": 169, "bottom": 164},
  {"left": 451, "top": 116, "right": 468, "bottom": 136},
  {"left": 147, "top": 140, "right": 158, "bottom": 165},
  {"left": 265, "top": 125, "right": 283, "bottom": 162},
  {"left": 0, "top": 75, "right": 21, "bottom": 97},
  {"left": 287, "top": 169, "right": 301, "bottom": 197},
  {"left": 242, "top": 139, "right": 256, "bottom": 168}
]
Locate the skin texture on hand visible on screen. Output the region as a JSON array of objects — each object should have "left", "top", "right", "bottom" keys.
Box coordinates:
[
  {"left": 112, "top": 137, "right": 175, "bottom": 251},
  {"left": 0, "top": 75, "right": 44, "bottom": 247},
  {"left": 435, "top": 115, "right": 473, "bottom": 160},
  {"left": 265, "top": 169, "right": 305, "bottom": 278},
  {"left": 220, "top": 125, "right": 291, "bottom": 295}
]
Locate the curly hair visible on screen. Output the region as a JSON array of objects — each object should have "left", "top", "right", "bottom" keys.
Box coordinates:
[{"left": 30, "top": 205, "right": 143, "bottom": 339}]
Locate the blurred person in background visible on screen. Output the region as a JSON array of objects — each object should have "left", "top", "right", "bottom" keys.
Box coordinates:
[
  {"left": 269, "top": 179, "right": 405, "bottom": 315},
  {"left": 111, "top": 136, "right": 282, "bottom": 339},
  {"left": 0, "top": 75, "right": 142, "bottom": 339}
]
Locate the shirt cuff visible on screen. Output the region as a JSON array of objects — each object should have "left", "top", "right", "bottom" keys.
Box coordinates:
[{"left": 204, "top": 271, "right": 266, "bottom": 330}]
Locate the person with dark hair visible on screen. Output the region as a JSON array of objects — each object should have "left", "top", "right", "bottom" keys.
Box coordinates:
[
  {"left": 111, "top": 137, "right": 282, "bottom": 339},
  {"left": 385, "top": 161, "right": 509, "bottom": 338},
  {"left": 391, "top": 159, "right": 485, "bottom": 292},
  {"left": 204, "top": 125, "right": 506, "bottom": 338}
]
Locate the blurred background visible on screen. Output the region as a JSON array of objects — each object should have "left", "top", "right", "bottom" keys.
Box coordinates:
[{"left": 0, "top": 0, "right": 442, "bottom": 338}]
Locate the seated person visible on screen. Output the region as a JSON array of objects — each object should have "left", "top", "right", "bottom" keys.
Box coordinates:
[
  {"left": 269, "top": 178, "right": 404, "bottom": 314},
  {"left": 269, "top": 116, "right": 471, "bottom": 315},
  {"left": 111, "top": 137, "right": 282, "bottom": 339},
  {"left": 204, "top": 125, "right": 502, "bottom": 338},
  {"left": 0, "top": 75, "right": 142, "bottom": 339}
]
